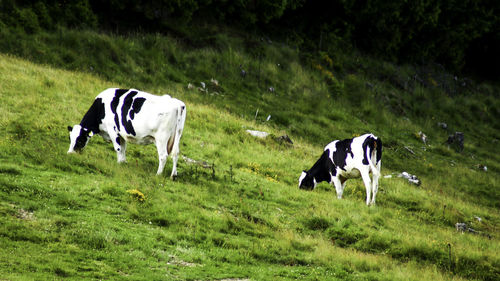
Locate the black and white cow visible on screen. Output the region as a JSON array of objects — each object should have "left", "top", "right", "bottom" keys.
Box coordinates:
[
  {"left": 68, "top": 88, "right": 186, "bottom": 178},
  {"left": 299, "top": 134, "right": 382, "bottom": 205}
]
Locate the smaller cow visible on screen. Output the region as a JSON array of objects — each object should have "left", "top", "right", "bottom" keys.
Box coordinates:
[
  {"left": 299, "top": 134, "right": 382, "bottom": 205},
  {"left": 68, "top": 88, "right": 186, "bottom": 178}
]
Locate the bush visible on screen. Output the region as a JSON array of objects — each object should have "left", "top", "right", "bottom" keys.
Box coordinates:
[
  {"left": 33, "top": 1, "right": 53, "bottom": 30},
  {"left": 303, "top": 216, "right": 331, "bottom": 231},
  {"left": 19, "top": 8, "right": 40, "bottom": 34},
  {"left": 355, "top": 233, "right": 396, "bottom": 254},
  {"left": 1, "top": 0, "right": 97, "bottom": 32},
  {"left": 326, "top": 218, "right": 367, "bottom": 247}
]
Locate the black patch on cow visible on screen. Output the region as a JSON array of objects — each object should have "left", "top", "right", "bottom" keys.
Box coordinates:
[
  {"left": 129, "top": 97, "right": 146, "bottom": 120},
  {"left": 299, "top": 172, "right": 315, "bottom": 190},
  {"left": 303, "top": 149, "right": 335, "bottom": 187},
  {"left": 362, "top": 137, "right": 372, "bottom": 165},
  {"left": 375, "top": 138, "right": 382, "bottom": 163},
  {"left": 362, "top": 136, "right": 382, "bottom": 165},
  {"left": 74, "top": 127, "right": 89, "bottom": 151},
  {"left": 111, "top": 89, "right": 129, "bottom": 132},
  {"left": 332, "top": 138, "right": 354, "bottom": 171},
  {"left": 116, "top": 137, "right": 121, "bottom": 146},
  {"left": 80, "top": 98, "right": 105, "bottom": 134},
  {"left": 121, "top": 91, "right": 138, "bottom": 135}
]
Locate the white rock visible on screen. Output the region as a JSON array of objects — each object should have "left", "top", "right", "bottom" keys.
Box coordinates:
[{"left": 246, "top": 130, "right": 269, "bottom": 138}]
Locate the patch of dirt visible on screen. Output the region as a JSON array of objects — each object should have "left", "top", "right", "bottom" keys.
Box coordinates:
[
  {"left": 167, "top": 256, "right": 199, "bottom": 267},
  {"left": 16, "top": 208, "right": 34, "bottom": 220}
]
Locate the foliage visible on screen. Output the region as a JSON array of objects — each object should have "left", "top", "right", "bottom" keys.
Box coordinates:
[
  {"left": 1, "top": 0, "right": 498, "bottom": 77},
  {"left": 0, "top": 0, "right": 97, "bottom": 32},
  {"left": 127, "top": 189, "right": 146, "bottom": 202}
]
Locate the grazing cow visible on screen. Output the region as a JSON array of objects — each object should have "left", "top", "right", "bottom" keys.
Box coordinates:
[
  {"left": 68, "top": 88, "right": 186, "bottom": 178},
  {"left": 298, "top": 134, "right": 382, "bottom": 205}
]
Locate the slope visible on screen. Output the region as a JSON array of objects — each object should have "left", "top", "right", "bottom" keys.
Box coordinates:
[{"left": 0, "top": 29, "right": 499, "bottom": 281}]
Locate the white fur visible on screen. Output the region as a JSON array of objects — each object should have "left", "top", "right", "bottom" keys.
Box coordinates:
[
  {"left": 298, "top": 171, "right": 307, "bottom": 188},
  {"left": 67, "top": 125, "right": 82, "bottom": 154}
]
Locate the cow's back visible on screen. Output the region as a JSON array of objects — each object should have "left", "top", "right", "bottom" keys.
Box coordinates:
[
  {"left": 130, "top": 95, "right": 183, "bottom": 137},
  {"left": 96, "top": 88, "right": 181, "bottom": 140},
  {"left": 325, "top": 134, "right": 375, "bottom": 175}
]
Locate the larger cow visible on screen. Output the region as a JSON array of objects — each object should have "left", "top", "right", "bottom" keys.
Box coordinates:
[
  {"left": 298, "top": 134, "right": 382, "bottom": 205},
  {"left": 68, "top": 88, "right": 186, "bottom": 178}
]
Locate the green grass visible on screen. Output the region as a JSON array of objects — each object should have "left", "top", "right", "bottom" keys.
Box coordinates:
[{"left": 0, "top": 26, "right": 499, "bottom": 280}]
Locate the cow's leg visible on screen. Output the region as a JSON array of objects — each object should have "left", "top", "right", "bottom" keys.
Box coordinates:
[
  {"left": 360, "top": 170, "right": 372, "bottom": 205},
  {"left": 165, "top": 135, "right": 178, "bottom": 179},
  {"left": 370, "top": 172, "right": 380, "bottom": 205},
  {"left": 155, "top": 138, "right": 168, "bottom": 175},
  {"left": 109, "top": 132, "right": 126, "bottom": 163},
  {"left": 169, "top": 110, "right": 185, "bottom": 179},
  {"left": 331, "top": 176, "right": 344, "bottom": 199},
  {"left": 170, "top": 148, "right": 179, "bottom": 179},
  {"left": 117, "top": 139, "right": 127, "bottom": 163},
  {"left": 169, "top": 133, "right": 183, "bottom": 179},
  {"left": 370, "top": 163, "right": 381, "bottom": 205}
]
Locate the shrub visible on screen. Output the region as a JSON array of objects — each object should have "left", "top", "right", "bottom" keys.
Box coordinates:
[
  {"left": 303, "top": 216, "right": 331, "bottom": 231},
  {"left": 355, "top": 233, "right": 397, "bottom": 254},
  {"left": 33, "top": 1, "right": 53, "bottom": 30},
  {"left": 19, "top": 8, "right": 40, "bottom": 34},
  {"left": 127, "top": 189, "right": 145, "bottom": 202},
  {"left": 326, "top": 218, "right": 367, "bottom": 247}
]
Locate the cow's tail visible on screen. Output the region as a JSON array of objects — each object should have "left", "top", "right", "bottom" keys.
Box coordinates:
[
  {"left": 366, "top": 136, "right": 382, "bottom": 177},
  {"left": 177, "top": 103, "right": 187, "bottom": 140},
  {"left": 168, "top": 103, "right": 186, "bottom": 155}
]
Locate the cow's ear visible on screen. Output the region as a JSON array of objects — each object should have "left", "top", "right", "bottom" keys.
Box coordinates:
[{"left": 67, "top": 126, "right": 73, "bottom": 132}]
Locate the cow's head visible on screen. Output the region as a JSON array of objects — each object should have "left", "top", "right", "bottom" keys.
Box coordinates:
[
  {"left": 298, "top": 170, "right": 316, "bottom": 190},
  {"left": 67, "top": 125, "right": 93, "bottom": 153}
]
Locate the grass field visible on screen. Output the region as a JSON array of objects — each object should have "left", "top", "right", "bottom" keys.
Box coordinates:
[{"left": 0, "top": 27, "right": 499, "bottom": 280}]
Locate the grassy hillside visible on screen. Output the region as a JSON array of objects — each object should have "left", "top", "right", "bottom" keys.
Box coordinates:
[{"left": 0, "top": 27, "right": 499, "bottom": 280}]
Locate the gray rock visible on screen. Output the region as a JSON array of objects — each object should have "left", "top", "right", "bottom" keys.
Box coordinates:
[
  {"left": 398, "top": 171, "right": 421, "bottom": 186},
  {"left": 275, "top": 134, "right": 293, "bottom": 145},
  {"left": 446, "top": 132, "right": 464, "bottom": 152},
  {"left": 437, "top": 122, "right": 448, "bottom": 129}
]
